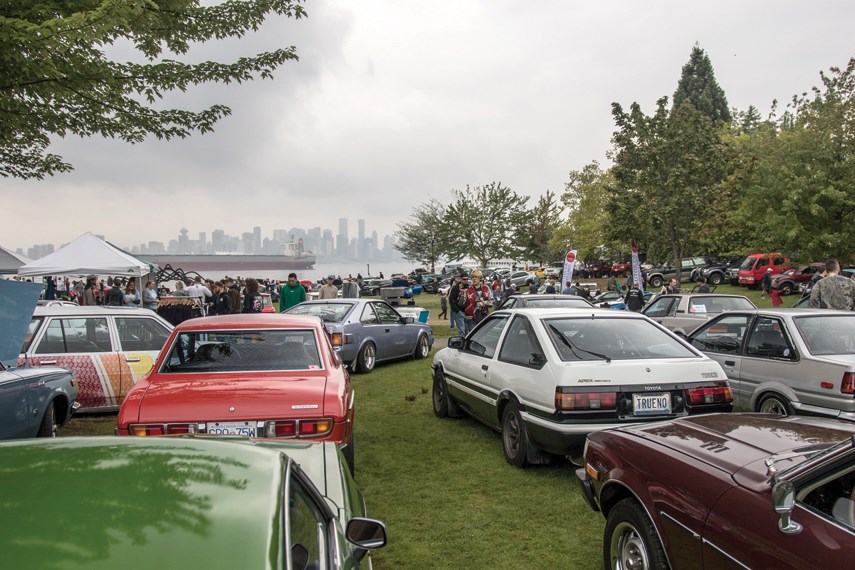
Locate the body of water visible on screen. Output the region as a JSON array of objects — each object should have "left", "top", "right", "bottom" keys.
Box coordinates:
[{"left": 194, "top": 262, "right": 416, "bottom": 284}]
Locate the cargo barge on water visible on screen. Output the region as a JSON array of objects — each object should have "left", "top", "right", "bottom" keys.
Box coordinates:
[{"left": 140, "top": 242, "right": 315, "bottom": 272}]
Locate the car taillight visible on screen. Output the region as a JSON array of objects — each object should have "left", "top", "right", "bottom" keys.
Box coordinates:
[
  {"left": 130, "top": 424, "right": 164, "bottom": 436},
  {"left": 165, "top": 423, "right": 199, "bottom": 435},
  {"left": 265, "top": 419, "right": 333, "bottom": 438},
  {"left": 687, "top": 386, "right": 732, "bottom": 405},
  {"left": 555, "top": 391, "right": 617, "bottom": 411},
  {"left": 330, "top": 332, "right": 343, "bottom": 347},
  {"left": 842, "top": 372, "right": 855, "bottom": 395}
]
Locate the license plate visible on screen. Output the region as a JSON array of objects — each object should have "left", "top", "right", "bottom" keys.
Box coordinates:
[
  {"left": 207, "top": 421, "right": 257, "bottom": 437},
  {"left": 633, "top": 393, "right": 671, "bottom": 416}
]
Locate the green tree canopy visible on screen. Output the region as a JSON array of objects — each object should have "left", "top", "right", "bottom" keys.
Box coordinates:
[
  {"left": 394, "top": 199, "right": 447, "bottom": 273},
  {"left": 672, "top": 44, "right": 731, "bottom": 123},
  {"left": 441, "top": 182, "right": 529, "bottom": 268},
  {"left": 551, "top": 161, "right": 617, "bottom": 261},
  {"left": 0, "top": 0, "right": 306, "bottom": 179},
  {"left": 519, "top": 190, "right": 563, "bottom": 265}
]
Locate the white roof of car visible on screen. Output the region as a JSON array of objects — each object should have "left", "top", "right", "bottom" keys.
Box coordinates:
[
  {"left": 495, "top": 307, "right": 646, "bottom": 320},
  {"left": 33, "top": 305, "right": 162, "bottom": 317}
]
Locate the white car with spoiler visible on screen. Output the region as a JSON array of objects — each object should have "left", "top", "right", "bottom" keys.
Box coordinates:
[{"left": 431, "top": 308, "right": 732, "bottom": 467}]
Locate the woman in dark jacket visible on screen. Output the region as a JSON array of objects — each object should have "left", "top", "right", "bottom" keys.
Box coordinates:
[{"left": 242, "top": 277, "right": 262, "bottom": 313}]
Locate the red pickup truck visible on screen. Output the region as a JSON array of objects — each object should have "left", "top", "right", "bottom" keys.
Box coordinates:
[{"left": 737, "top": 252, "right": 790, "bottom": 287}]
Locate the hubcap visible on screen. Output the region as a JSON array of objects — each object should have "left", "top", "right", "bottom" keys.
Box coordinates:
[
  {"left": 503, "top": 411, "right": 520, "bottom": 456},
  {"left": 761, "top": 399, "right": 788, "bottom": 415},
  {"left": 364, "top": 345, "right": 375, "bottom": 369},
  {"left": 610, "top": 522, "right": 649, "bottom": 570},
  {"left": 419, "top": 336, "right": 428, "bottom": 356}
]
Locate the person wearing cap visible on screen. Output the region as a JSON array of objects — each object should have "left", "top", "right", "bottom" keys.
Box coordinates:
[
  {"left": 760, "top": 267, "right": 773, "bottom": 299},
  {"left": 318, "top": 274, "right": 339, "bottom": 300},
  {"left": 696, "top": 276, "right": 711, "bottom": 294},
  {"left": 279, "top": 272, "right": 306, "bottom": 310}
]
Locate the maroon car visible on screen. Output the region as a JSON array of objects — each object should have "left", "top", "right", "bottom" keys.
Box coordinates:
[
  {"left": 578, "top": 413, "right": 855, "bottom": 569},
  {"left": 770, "top": 263, "right": 825, "bottom": 295}
]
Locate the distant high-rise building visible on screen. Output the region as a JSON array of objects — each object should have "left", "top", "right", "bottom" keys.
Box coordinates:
[
  {"left": 253, "top": 226, "right": 262, "bottom": 254},
  {"left": 212, "top": 229, "right": 225, "bottom": 252},
  {"left": 197, "top": 232, "right": 207, "bottom": 253},
  {"left": 358, "top": 219, "right": 366, "bottom": 259},
  {"left": 337, "top": 218, "right": 348, "bottom": 258}
]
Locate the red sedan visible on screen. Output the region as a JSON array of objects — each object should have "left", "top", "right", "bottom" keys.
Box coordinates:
[{"left": 116, "top": 314, "right": 355, "bottom": 470}]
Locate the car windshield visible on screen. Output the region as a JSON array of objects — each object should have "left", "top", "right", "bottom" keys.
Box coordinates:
[
  {"left": 688, "top": 296, "right": 755, "bottom": 314},
  {"left": 543, "top": 317, "right": 697, "bottom": 361},
  {"left": 739, "top": 257, "right": 756, "bottom": 269},
  {"left": 793, "top": 315, "right": 855, "bottom": 356},
  {"left": 525, "top": 299, "right": 591, "bottom": 308},
  {"left": 161, "top": 329, "right": 321, "bottom": 373},
  {"left": 286, "top": 302, "right": 354, "bottom": 322}
]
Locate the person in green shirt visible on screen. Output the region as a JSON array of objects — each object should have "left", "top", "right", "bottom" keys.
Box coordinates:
[{"left": 279, "top": 272, "right": 307, "bottom": 311}]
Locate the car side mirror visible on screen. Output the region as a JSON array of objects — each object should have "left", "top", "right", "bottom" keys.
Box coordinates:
[
  {"left": 771, "top": 480, "right": 802, "bottom": 535},
  {"left": 448, "top": 337, "right": 465, "bottom": 349},
  {"left": 346, "top": 518, "right": 387, "bottom": 561}
]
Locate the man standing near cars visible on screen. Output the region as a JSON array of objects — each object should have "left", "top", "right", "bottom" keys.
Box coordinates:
[
  {"left": 545, "top": 276, "right": 558, "bottom": 294},
  {"left": 760, "top": 267, "right": 773, "bottom": 299},
  {"left": 186, "top": 276, "right": 213, "bottom": 315},
  {"left": 624, "top": 282, "right": 645, "bottom": 312},
  {"left": 562, "top": 280, "right": 577, "bottom": 295},
  {"left": 810, "top": 259, "right": 855, "bottom": 310},
  {"left": 226, "top": 278, "right": 241, "bottom": 314},
  {"left": 318, "top": 275, "right": 339, "bottom": 299},
  {"left": 279, "top": 272, "right": 307, "bottom": 311},
  {"left": 449, "top": 273, "right": 468, "bottom": 334}
]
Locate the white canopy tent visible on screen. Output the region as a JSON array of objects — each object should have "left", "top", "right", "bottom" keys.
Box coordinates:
[
  {"left": 16, "top": 232, "right": 155, "bottom": 278},
  {"left": 0, "top": 246, "right": 32, "bottom": 274}
]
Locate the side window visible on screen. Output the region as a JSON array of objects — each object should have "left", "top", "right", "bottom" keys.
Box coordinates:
[
  {"left": 21, "top": 317, "right": 43, "bottom": 353},
  {"left": 756, "top": 258, "right": 769, "bottom": 269},
  {"left": 465, "top": 315, "right": 509, "bottom": 358},
  {"left": 35, "top": 318, "right": 111, "bottom": 353},
  {"left": 360, "top": 304, "right": 379, "bottom": 325},
  {"left": 287, "top": 475, "right": 327, "bottom": 570},
  {"left": 643, "top": 297, "right": 675, "bottom": 318},
  {"left": 116, "top": 317, "right": 170, "bottom": 351},
  {"left": 691, "top": 315, "right": 752, "bottom": 354},
  {"left": 373, "top": 302, "right": 402, "bottom": 325},
  {"left": 800, "top": 464, "right": 855, "bottom": 532},
  {"left": 499, "top": 316, "right": 544, "bottom": 367},
  {"left": 746, "top": 317, "right": 795, "bottom": 359}
]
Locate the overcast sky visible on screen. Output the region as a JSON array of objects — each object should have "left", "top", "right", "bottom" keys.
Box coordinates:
[{"left": 3, "top": 0, "right": 853, "bottom": 252}]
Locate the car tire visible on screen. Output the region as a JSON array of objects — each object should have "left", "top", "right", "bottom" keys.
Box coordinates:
[
  {"left": 605, "top": 498, "right": 669, "bottom": 570},
  {"left": 757, "top": 394, "right": 793, "bottom": 416},
  {"left": 414, "top": 334, "right": 430, "bottom": 359},
  {"left": 709, "top": 273, "right": 722, "bottom": 285},
  {"left": 37, "top": 401, "right": 57, "bottom": 438},
  {"left": 432, "top": 368, "right": 460, "bottom": 418},
  {"left": 781, "top": 283, "right": 793, "bottom": 296},
  {"left": 343, "top": 432, "right": 355, "bottom": 476},
  {"left": 729, "top": 279, "right": 739, "bottom": 286},
  {"left": 501, "top": 404, "right": 531, "bottom": 468},
  {"left": 649, "top": 276, "right": 663, "bottom": 289},
  {"left": 355, "top": 342, "right": 376, "bottom": 374}
]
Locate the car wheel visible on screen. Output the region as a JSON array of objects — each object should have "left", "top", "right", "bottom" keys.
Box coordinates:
[
  {"left": 757, "top": 394, "right": 793, "bottom": 416},
  {"left": 781, "top": 283, "right": 793, "bottom": 296},
  {"left": 729, "top": 279, "right": 739, "bottom": 286},
  {"left": 709, "top": 273, "right": 722, "bottom": 285},
  {"left": 604, "top": 498, "right": 669, "bottom": 570},
  {"left": 501, "top": 404, "right": 531, "bottom": 468},
  {"left": 649, "top": 276, "right": 663, "bottom": 289},
  {"left": 343, "top": 432, "right": 355, "bottom": 476},
  {"left": 356, "top": 342, "right": 376, "bottom": 374},
  {"left": 37, "top": 401, "right": 57, "bottom": 438},
  {"left": 414, "top": 334, "right": 430, "bottom": 359},
  {"left": 432, "top": 367, "right": 460, "bottom": 418}
]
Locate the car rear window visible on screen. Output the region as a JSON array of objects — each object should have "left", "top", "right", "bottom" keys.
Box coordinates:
[
  {"left": 524, "top": 299, "right": 592, "bottom": 309},
  {"left": 544, "top": 317, "right": 697, "bottom": 361},
  {"left": 160, "top": 329, "right": 322, "bottom": 373},
  {"left": 688, "top": 296, "right": 755, "bottom": 314},
  {"left": 286, "top": 303, "right": 354, "bottom": 322},
  {"left": 793, "top": 315, "right": 855, "bottom": 356}
]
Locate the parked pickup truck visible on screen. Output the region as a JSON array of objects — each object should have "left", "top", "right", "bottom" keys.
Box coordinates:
[
  {"left": 644, "top": 257, "right": 709, "bottom": 289},
  {"left": 737, "top": 252, "right": 790, "bottom": 287},
  {"left": 610, "top": 261, "right": 632, "bottom": 276}
]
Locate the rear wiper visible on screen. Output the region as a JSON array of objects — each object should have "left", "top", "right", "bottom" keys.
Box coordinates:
[{"left": 548, "top": 324, "right": 611, "bottom": 363}]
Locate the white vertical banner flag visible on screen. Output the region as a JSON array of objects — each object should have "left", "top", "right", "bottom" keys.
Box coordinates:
[
  {"left": 631, "top": 240, "right": 644, "bottom": 292},
  {"left": 562, "top": 250, "right": 577, "bottom": 288}
]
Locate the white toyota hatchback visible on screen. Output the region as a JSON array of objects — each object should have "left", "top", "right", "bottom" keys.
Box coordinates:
[{"left": 432, "top": 308, "right": 731, "bottom": 467}]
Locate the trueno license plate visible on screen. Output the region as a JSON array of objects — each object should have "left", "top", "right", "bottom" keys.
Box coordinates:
[
  {"left": 207, "top": 421, "right": 257, "bottom": 437},
  {"left": 633, "top": 393, "right": 671, "bottom": 416}
]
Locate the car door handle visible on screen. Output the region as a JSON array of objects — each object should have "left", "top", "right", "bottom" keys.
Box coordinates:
[
  {"left": 724, "top": 360, "right": 735, "bottom": 367},
  {"left": 125, "top": 357, "right": 141, "bottom": 363},
  {"left": 481, "top": 365, "right": 489, "bottom": 371},
  {"left": 40, "top": 360, "right": 57, "bottom": 365}
]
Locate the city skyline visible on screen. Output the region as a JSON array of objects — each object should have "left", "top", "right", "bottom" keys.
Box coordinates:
[{"left": 13, "top": 217, "right": 404, "bottom": 263}]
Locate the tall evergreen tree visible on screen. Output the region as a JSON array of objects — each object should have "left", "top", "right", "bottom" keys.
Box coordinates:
[{"left": 672, "top": 45, "right": 732, "bottom": 123}]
